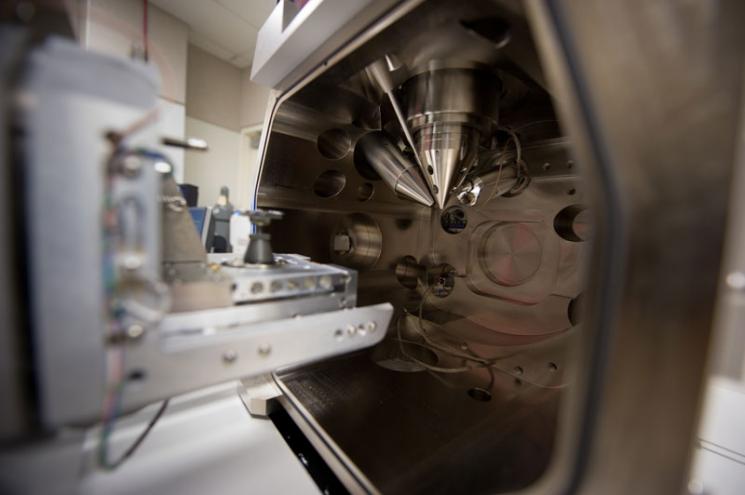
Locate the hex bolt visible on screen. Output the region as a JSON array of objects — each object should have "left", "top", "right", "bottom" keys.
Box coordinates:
[
  {"left": 333, "top": 233, "right": 352, "bottom": 254},
  {"left": 258, "top": 344, "right": 272, "bottom": 357},
  {"left": 222, "top": 349, "right": 238, "bottom": 364}
]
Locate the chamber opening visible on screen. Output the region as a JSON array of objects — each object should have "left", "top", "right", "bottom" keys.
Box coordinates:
[{"left": 258, "top": 2, "right": 593, "bottom": 493}]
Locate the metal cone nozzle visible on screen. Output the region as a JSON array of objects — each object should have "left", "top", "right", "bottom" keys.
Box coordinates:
[
  {"left": 356, "top": 131, "right": 434, "bottom": 207},
  {"left": 403, "top": 67, "right": 501, "bottom": 209},
  {"left": 416, "top": 124, "right": 480, "bottom": 209}
]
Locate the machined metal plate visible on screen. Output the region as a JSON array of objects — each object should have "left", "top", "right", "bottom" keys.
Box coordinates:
[
  {"left": 211, "top": 253, "right": 355, "bottom": 305},
  {"left": 275, "top": 351, "right": 561, "bottom": 495}
]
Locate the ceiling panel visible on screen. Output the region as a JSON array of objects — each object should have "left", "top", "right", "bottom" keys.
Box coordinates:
[
  {"left": 150, "top": 0, "right": 268, "bottom": 68},
  {"left": 188, "top": 30, "right": 235, "bottom": 61},
  {"left": 215, "top": 0, "right": 276, "bottom": 29}
]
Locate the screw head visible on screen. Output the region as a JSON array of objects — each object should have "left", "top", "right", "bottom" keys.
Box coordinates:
[
  {"left": 126, "top": 323, "right": 145, "bottom": 340},
  {"left": 346, "top": 324, "right": 357, "bottom": 336},
  {"left": 365, "top": 321, "right": 377, "bottom": 333},
  {"left": 222, "top": 349, "right": 238, "bottom": 364}
]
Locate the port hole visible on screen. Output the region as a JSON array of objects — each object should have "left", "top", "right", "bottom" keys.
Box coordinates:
[
  {"left": 357, "top": 182, "right": 374, "bottom": 201},
  {"left": 317, "top": 129, "right": 351, "bottom": 160},
  {"left": 441, "top": 206, "right": 468, "bottom": 234},
  {"left": 313, "top": 170, "right": 346, "bottom": 198}
]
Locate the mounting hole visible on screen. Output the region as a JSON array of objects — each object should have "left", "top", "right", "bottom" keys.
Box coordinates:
[
  {"left": 567, "top": 160, "right": 574, "bottom": 169},
  {"left": 395, "top": 255, "right": 421, "bottom": 289},
  {"left": 427, "top": 263, "right": 456, "bottom": 298},
  {"left": 467, "top": 387, "right": 492, "bottom": 402},
  {"left": 542, "top": 162, "right": 551, "bottom": 171},
  {"left": 395, "top": 218, "right": 413, "bottom": 230},
  {"left": 427, "top": 165, "right": 434, "bottom": 175},
  {"left": 548, "top": 362, "right": 559, "bottom": 372},
  {"left": 440, "top": 206, "right": 467, "bottom": 234},
  {"left": 127, "top": 369, "right": 147, "bottom": 382},
  {"left": 460, "top": 17, "right": 511, "bottom": 49},
  {"left": 554, "top": 205, "right": 590, "bottom": 242},
  {"left": 568, "top": 293, "right": 583, "bottom": 325},
  {"left": 313, "top": 170, "right": 346, "bottom": 198},
  {"left": 567, "top": 188, "right": 576, "bottom": 196},
  {"left": 317, "top": 129, "right": 351, "bottom": 160},
  {"left": 357, "top": 182, "right": 374, "bottom": 201}
]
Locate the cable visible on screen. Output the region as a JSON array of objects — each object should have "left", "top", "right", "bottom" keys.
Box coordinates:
[
  {"left": 143, "top": 0, "right": 149, "bottom": 62},
  {"left": 98, "top": 397, "right": 170, "bottom": 471},
  {"left": 394, "top": 283, "right": 567, "bottom": 390}
]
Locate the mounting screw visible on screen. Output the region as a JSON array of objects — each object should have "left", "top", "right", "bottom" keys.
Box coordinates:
[
  {"left": 258, "top": 344, "right": 272, "bottom": 357},
  {"left": 121, "top": 254, "right": 143, "bottom": 272},
  {"left": 346, "top": 324, "right": 357, "bottom": 336},
  {"left": 365, "top": 321, "right": 377, "bottom": 333},
  {"left": 222, "top": 349, "right": 238, "bottom": 364},
  {"left": 126, "top": 323, "right": 145, "bottom": 340}
]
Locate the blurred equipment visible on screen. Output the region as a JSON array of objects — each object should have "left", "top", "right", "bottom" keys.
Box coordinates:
[
  {"left": 179, "top": 183, "right": 199, "bottom": 207},
  {"left": 0, "top": 30, "right": 391, "bottom": 490},
  {"left": 208, "top": 185, "right": 234, "bottom": 253}
]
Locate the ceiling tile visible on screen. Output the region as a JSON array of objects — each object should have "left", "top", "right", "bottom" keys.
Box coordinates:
[
  {"left": 150, "top": 0, "right": 259, "bottom": 64},
  {"left": 188, "top": 30, "right": 235, "bottom": 62},
  {"left": 214, "top": 0, "right": 276, "bottom": 29},
  {"left": 230, "top": 52, "right": 254, "bottom": 69}
]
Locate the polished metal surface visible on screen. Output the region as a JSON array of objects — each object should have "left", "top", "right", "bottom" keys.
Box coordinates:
[
  {"left": 330, "top": 213, "right": 384, "bottom": 270},
  {"left": 403, "top": 68, "right": 501, "bottom": 208},
  {"left": 120, "top": 302, "right": 393, "bottom": 414},
  {"left": 356, "top": 131, "right": 433, "bottom": 206},
  {"left": 218, "top": 253, "right": 355, "bottom": 305},
  {"left": 275, "top": 342, "right": 566, "bottom": 494}
]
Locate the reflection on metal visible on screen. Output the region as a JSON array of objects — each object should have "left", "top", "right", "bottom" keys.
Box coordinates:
[
  {"left": 478, "top": 223, "right": 543, "bottom": 287},
  {"left": 330, "top": 213, "right": 383, "bottom": 270},
  {"left": 404, "top": 67, "right": 501, "bottom": 209},
  {"left": 355, "top": 131, "right": 433, "bottom": 206},
  {"left": 394, "top": 255, "right": 423, "bottom": 289},
  {"left": 312, "top": 170, "right": 346, "bottom": 198},
  {"left": 364, "top": 57, "right": 420, "bottom": 167}
]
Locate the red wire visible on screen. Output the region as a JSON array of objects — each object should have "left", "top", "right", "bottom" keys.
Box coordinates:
[{"left": 143, "top": 0, "right": 149, "bottom": 61}]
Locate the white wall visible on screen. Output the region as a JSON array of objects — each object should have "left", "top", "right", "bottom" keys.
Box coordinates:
[
  {"left": 83, "top": 0, "right": 187, "bottom": 104},
  {"left": 183, "top": 117, "right": 245, "bottom": 209},
  {"left": 79, "top": 0, "right": 188, "bottom": 181},
  {"left": 240, "top": 69, "right": 272, "bottom": 127},
  {"left": 183, "top": 45, "right": 270, "bottom": 209}
]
